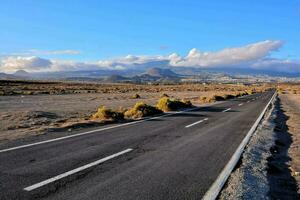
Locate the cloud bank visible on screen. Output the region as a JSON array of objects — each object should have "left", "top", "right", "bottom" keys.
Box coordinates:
[
  {"left": 1, "top": 40, "right": 300, "bottom": 74},
  {"left": 170, "top": 40, "right": 283, "bottom": 67}
]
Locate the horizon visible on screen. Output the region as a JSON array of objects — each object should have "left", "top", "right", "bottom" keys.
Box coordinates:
[{"left": 0, "top": 1, "right": 300, "bottom": 75}]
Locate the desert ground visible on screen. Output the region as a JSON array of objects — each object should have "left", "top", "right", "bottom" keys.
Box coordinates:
[
  {"left": 279, "top": 93, "right": 300, "bottom": 192},
  {"left": 0, "top": 80, "right": 270, "bottom": 143},
  {"left": 277, "top": 83, "right": 300, "bottom": 190}
]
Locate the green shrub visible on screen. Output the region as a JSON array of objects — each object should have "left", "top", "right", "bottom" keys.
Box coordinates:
[
  {"left": 156, "top": 97, "right": 193, "bottom": 111},
  {"left": 91, "top": 106, "right": 124, "bottom": 121},
  {"left": 125, "top": 102, "right": 163, "bottom": 119}
]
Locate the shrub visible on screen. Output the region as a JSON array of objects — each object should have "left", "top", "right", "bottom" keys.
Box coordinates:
[
  {"left": 211, "top": 95, "right": 225, "bottom": 101},
  {"left": 131, "top": 93, "right": 141, "bottom": 99},
  {"left": 223, "top": 94, "right": 235, "bottom": 100},
  {"left": 156, "top": 97, "right": 193, "bottom": 111},
  {"left": 91, "top": 106, "right": 124, "bottom": 121},
  {"left": 237, "top": 91, "right": 247, "bottom": 96},
  {"left": 246, "top": 90, "right": 254, "bottom": 95},
  {"left": 125, "top": 102, "right": 163, "bottom": 119},
  {"left": 160, "top": 93, "right": 169, "bottom": 98}
]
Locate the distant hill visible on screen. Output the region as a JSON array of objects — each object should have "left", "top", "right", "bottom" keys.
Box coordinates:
[
  {"left": 104, "top": 75, "right": 130, "bottom": 82},
  {"left": 0, "top": 72, "right": 20, "bottom": 80},
  {"left": 145, "top": 68, "right": 179, "bottom": 78},
  {"left": 14, "top": 70, "right": 31, "bottom": 77}
]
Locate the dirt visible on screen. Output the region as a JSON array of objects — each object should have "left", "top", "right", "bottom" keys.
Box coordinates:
[{"left": 279, "top": 94, "right": 300, "bottom": 193}]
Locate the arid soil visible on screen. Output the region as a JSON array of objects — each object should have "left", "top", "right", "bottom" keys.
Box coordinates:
[{"left": 279, "top": 94, "right": 300, "bottom": 193}]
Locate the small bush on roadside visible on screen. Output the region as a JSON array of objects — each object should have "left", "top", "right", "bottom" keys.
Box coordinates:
[
  {"left": 223, "top": 94, "right": 235, "bottom": 100},
  {"left": 91, "top": 106, "right": 124, "bottom": 121},
  {"left": 246, "top": 90, "right": 254, "bottom": 95},
  {"left": 237, "top": 91, "right": 247, "bottom": 96},
  {"left": 160, "top": 93, "right": 169, "bottom": 98},
  {"left": 211, "top": 95, "right": 225, "bottom": 101},
  {"left": 156, "top": 97, "right": 193, "bottom": 111},
  {"left": 131, "top": 93, "right": 141, "bottom": 99},
  {"left": 125, "top": 102, "right": 163, "bottom": 119}
]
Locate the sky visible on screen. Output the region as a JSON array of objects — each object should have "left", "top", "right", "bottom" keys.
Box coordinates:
[{"left": 0, "top": 0, "right": 300, "bottom": 74}]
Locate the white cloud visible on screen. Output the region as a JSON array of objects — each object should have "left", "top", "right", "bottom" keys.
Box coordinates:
[
  {"left": 170, "top": 40, "right": 284, "bottom": 67},
  {"left": 1, "top": 40, "right": 299, "bottom": 74},
  {"left": 251, "top": 58, "right": 300, "bottom": 73},
  {"left": 0, "top": 56, "right": 52, "bottom": 72}
]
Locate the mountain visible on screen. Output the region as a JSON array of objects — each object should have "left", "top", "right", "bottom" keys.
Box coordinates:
[
  {"left": 0, "top": 72, "right": 20, "bottom": 80},
  {"left": 14, "top": 70, "right": 31, "bottom": 77},
  {"left": 104, "top": 75, "right": 130, "bottom": 82},
  {"left": 145, "top": 68, "right": 179, "bottom": 78}
]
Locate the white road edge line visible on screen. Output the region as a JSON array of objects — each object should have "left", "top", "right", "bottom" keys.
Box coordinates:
[
  {"left": 23, "top": 148, "right": 133, "bottom": 191},
  {"left": 222, "top": 108, "right": 231, "bottom": 112},
  {"left": 238, "top": 103, "right": 243, "bottom": 106},
  {"left": 0, "top": 107, "right": 202, "bottom": 153},
  {"left": 185, "top": 118, "right": 208, "bottom": 128},
  {"left": 202, "top": 91, "right": 277, "bottom": 200}
]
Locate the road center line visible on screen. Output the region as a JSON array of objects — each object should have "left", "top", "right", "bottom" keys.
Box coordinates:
[
  {"left": 185, "top": 118, "right": 208, "bottom": 128},
  {"left": 222, "top": 108, "right": 231, "bottom": 112},
  {"left": 238, "top": 103, "right": 243, "bottom": 106},
  {"left": 23, "top": 148, "right": 133, "bottom": 192}
]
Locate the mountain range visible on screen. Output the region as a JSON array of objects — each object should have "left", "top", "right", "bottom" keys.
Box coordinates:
[{"left": 1, "top": 66, "right": 300, "bottom": 83}]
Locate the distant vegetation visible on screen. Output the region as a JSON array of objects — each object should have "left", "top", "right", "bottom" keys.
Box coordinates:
[
  {"left": 277, "top": 83, "right": 300, "bottom": 94},
  {"left": 90, "top": 89, "right": 259, "bottom": 122},
  {"left": 0, "top": 80, "right": 273, "bottom": 96}
]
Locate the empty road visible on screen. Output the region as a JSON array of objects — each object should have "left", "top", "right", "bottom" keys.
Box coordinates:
[{"left": 0, "top": 90, "right": 275, "bottom": 200}]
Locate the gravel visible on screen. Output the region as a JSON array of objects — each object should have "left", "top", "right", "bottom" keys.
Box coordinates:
[{"left": 219, "top": 99, "right": 276, "bottom": 199}]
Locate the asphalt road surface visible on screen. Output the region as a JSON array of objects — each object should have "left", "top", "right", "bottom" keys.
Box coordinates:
[{"left": 0, "top": 90, "right": 275, "bottom": 200}]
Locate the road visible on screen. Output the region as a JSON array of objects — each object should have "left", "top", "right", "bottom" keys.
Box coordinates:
[{"left": 0, "top": 90, "right": 275, "bottom": 200}]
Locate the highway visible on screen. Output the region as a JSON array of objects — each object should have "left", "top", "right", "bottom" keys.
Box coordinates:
[{"left": 0, "top": 90, "right": 275, "bottom": 200}]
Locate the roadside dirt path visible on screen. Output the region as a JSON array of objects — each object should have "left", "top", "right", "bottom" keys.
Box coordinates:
[{"left": 280, "top": 94, "right": 300, "bottom": 192}]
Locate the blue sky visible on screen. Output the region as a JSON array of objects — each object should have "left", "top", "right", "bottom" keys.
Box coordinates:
[{"left": 0, "top": 0, "right": 300, "bottom": 73}]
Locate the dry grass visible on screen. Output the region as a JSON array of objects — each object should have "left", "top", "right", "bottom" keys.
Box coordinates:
[
  {"left": 197, "top": 90, "right": 252, "bottom": 104},
  {"left": 160, "top": 93, "right": 169, "bottom": 98},
  {"left": 91, "top": 106, "right": 124, "bottom": 121},
  {"left": 156, "top": 97, "right": 193, "bottom": 112},
  {"left": 0, "top": 80, "right": 274, "bottom": 96},
  {"left": 131, "top": 93, "right": 141, "bottom": 99},
  {"left": 124, "top": 102, "right": 162, "bottom": 119},
  {"left": 277, "top": 83, "right": 300, "bottom": 94}
]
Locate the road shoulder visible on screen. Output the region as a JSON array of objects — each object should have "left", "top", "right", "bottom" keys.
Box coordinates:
[{"left": 219, "top": 96, "right": 300, "bottom": 199}]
